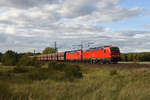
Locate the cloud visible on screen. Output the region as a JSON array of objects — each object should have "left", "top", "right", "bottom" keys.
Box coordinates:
[
  {"left": 74, "top": 6, "right": 143, "bottom": 23},
  {"left": 0, "top": 0, "right": 148, "bottom": 53},
  {"left": 5, "top": 26, "right": 16, "bottom": 34},
  {"left": 139, "top": 24, "right": 150, "bottom": 28},
  {"left": 1, "top": 22, "right": 150, "bottom": 53},
  {"left": 0, "top": 0, "right": 143, "bottom": 22},
  {"left": 60, "top": 0, "right": 99, "bottom": 18},
  {"left": 0, "top": 0, "right": 61, "bottom": 9},
  {"left": 60, "top": 0, "right": 143, "bottom": 22},
  {"left": 108, "top": 30, "right": 150, "bottom": 52}
]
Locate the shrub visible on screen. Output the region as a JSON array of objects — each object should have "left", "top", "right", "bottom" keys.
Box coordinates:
[
  {"left": 48, "top": 62, "right": 83, "bottom": 81},
  {"left": 0, "top": 71, "right": 12, "bottom": 81},
  {"left": 109, "top": 69, "right": 118, "bottom": 76},
  {"left": 0, "top": 52, "right": 2, "bottom": 62},
  {"left": 12, "top": 61, "right": 83, "bottom": 81},
  {"left": 27, "top": 68, "right": 50, "bottom": 81},
  {"left": 32, "top": 57, "right": 42, "bottom": 68},
  {"left": 48, "top": 61, "right": 57, "bottom": 69},
  {"left": 13, "top": 66, "right": 30, "bottom": 73},
  {"left": 27, "top": 68, "right": 64, "bottom": 81},
  {"left": 48, "top": 61, "right": 66, "bottom": 71},
  {"left": 2, "top": 50, "right": 18, "bottom": 66},
  {"left": 17, "top": 55, "right": 41, "bottom": 68},
  {"left": 64, "top": 65, "right": 83, "bottom": 81}
]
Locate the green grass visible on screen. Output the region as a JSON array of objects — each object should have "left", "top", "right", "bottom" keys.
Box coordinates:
[{"left": 0, "top": 64, "right": 150, "bottom": 100}]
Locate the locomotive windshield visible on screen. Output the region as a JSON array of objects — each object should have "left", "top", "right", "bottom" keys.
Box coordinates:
[{"left": 110, "top": 48, "right": 120, "bottom": 53}]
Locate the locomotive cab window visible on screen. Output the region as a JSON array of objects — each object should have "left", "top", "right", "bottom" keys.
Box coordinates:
[
  {"left": 110, "top": 48, "right": 120, "bottom": 53},
  {"left": 104, "top": 50, "right": 106, "bottom": 53}
]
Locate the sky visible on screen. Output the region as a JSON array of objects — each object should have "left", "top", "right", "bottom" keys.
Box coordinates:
[{"left": 0, "top": 0, "right": 150, "bottom": 53}]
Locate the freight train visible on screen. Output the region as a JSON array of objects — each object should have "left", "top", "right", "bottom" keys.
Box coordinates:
[{"left": 30, "top": 46, "right": 120, "bottom": 64}]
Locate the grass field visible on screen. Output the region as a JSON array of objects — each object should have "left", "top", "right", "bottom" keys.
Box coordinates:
[{"left": 0, "top": 63, "right": 150, "bottom": 100}]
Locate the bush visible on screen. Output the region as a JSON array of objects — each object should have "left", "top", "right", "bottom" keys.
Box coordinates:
[
  {"left": 0, "top": 71, "right": 12, "bottom": 80},
  {"left": 48, "top": 61, "right": 57, "bottom": 69},
  {"left": 65, "top": 65, "right": 83, "bottom": 79},
  {"left": 13, "top": 66, "right": 30, "bottom": 73},
  {"left": 0, "top": 52, "right": 2, "bottom": 62},
  {"left": 17, "top": 55, "right": 41, "bottom": 68},
  {"left": 109, "top": 69, "right": 118, "bottom": 76},
  {"left": 48, "top": 61, "right": 83, "bottom": 81},
  {"left": 48, "top": 61, "right": 66, "bottom": 71},
  {"left": 2, "top": 50, "right": 18, "bottom": 66},
  {"left": 29, "top": 57, "right": 42, "bottom": 68},
  {"left": 27, "top": 68, "right": 50, "bottom": 81},
  {"left": 1, "top": 61, "right": 83, "bottom": 82}
]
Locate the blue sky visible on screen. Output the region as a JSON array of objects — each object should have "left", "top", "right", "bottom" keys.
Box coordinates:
[
  {"left": 97, "top": 0, "right": 150, "bottom": 31},
  {"left": 99, "top": 15, "right": 150, "bottom": 31},
  {"left": 0, "top": 10, "right": 4, "bottom": 14},
  {"left": 120, "top": 0, "right": 150, "bottom": 8}
]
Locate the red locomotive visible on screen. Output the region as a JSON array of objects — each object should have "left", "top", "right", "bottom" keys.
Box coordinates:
[
  {"left": 66, "top": 46, "right": 120, "bottom": 64},
  {"left": 31, "top": 46, "right": 120, "bottom": 64}
]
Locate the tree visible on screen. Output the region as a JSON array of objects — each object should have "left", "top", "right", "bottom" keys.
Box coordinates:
[
  {"left": 2, "top": 50, "right": 18, "bottom": 66},
  {"left": 120, "top": 52, "right": 150, "bottom": 62},
  {"left": 42, "top": 47, "right": 57, "bottom": 54},
  {"left": 0, "top": 52, "right": 2, "bottom": 62},
  {"left": 127, "top": 53, "right": 133, "bottom": 61}
]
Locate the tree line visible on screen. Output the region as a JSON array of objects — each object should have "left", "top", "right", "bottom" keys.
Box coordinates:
[
  {"left": 0, "top": 47, "right": 57, "bottom": 66},
  {"left": 0, "top": 49, "right": 150, "bottom": 66},
  {"left": 120, "top": 52, "right": 150, "bottom": 62}
]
